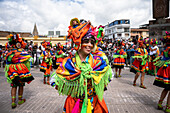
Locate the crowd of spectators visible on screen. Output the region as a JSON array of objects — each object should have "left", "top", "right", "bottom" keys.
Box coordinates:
[{"left": 0, "top": 37, "right": 164, "bottom": 68}]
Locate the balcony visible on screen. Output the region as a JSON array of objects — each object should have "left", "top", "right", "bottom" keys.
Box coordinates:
[
  {"left": 115, "top": 24, "right": 130, "bottom": 28},
  {"left": 116, "top": 29, "right": 124, "bottom": 33}
]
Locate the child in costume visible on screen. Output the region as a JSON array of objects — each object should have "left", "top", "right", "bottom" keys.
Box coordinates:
[
  {"left": 112, "top": 40, "right": 127, "bottom": 78},
  {"left": 130, "top": 37, "right": 148, "bottom": 89},
  {"left": 50, "top": 19, "right": 112, "bottom": 113},
  {"left": 148, "top": 38, "right": 160, "bottom": 76},
  {"left": 153, "top": 31, "right": 170, "bottom": 113},
  {"left": 40, "top": 41, "right": 53, "bottom": 85},
  {"left": 5, "top": 34, "right": 34, "bottom": 109}
]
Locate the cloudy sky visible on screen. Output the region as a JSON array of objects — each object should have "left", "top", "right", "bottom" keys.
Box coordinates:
[{"left": 0, "top": 0, "right": 153, "bottom": 35}]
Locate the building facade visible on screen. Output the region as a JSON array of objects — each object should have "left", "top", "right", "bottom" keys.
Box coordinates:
[
  {"left": 131, "top": 28, "right": 149, "bottom": 39},
  {"left": 0, "top": 23, "right": 65, "bottom": 46},
  {"left": 0, "top": 31, "right": 65, "bottom": 46},
  {"left": 105, "top": 19, "right": 130, "bottom": 40}
]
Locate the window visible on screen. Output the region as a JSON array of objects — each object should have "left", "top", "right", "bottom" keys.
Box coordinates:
[
  {"left": 124, "top": 28, "right": 129, "bottom": 32},
  {"left": 118, "top": 20, "right": 121, "bottom": 24},
  {"left": 118, "top": 34, "right": 121, "bottom": 37},
  {"left": 114, "top": 21, "right": 118, "bottom": 25},
  {"left": 113, "top": 34, "right": 115, "bottom": 38},
  {"left": 121, "top": 20, "right": 124, "bottom": 24},
  {"left": 125, "top": 34, "right": 129, "bottom": 37},
  {"left": 125, "top": 20, "right": 129, "bottom": 24},
  {"left": 109, "top": 22, "right": 114, "bottom": 27}
]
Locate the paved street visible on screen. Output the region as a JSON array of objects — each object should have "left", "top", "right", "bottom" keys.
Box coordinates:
[{"left": 0, "top": 67, "right": 166, "bottom": 113}]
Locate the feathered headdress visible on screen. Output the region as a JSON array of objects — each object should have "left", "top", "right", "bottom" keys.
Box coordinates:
[
  {"left": 41, "top": 40, "right": 52, "bottom": 49},
  {"left": 42, "top": 40, "right": 46, "bottom": 48},
  {"left": 144, "top": 38, "right": 149, "bottom": 47},
  {"left": 138, "top": 36, "right": 143, "bottom": 46},
  {"left": 8, "top": 34, "right": 26, "bottom": 48},
  {"left": 46, "top": 42, "right": 52, "bottom": 47},
  {"left": 96, "top": 25, "right": 104, "bottom": 44},
  {"left": 161, "top": 31, "right": 170, "bottom": 44},
  {"left": 5, "top": 42, "right": 11, "bottom": 50},
  {"left": 116, "top": 39, "right": 124, "bottom": 47},
  {"left": 150, "top": 38, "right": 158, "bottom": 45},
  {"left": 68, "top": 20, "right": 92, "bottom": 50}
]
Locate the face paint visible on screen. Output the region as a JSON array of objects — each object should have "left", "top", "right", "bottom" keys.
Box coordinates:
[{"left": 82, "top": 39, "right": 95, "bottom": 46}]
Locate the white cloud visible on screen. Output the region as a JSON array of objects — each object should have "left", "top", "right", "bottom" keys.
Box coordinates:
[{"left": 0, "top": 0, "right": 153, "bottom": 35}]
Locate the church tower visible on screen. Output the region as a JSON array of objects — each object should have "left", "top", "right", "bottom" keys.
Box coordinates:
[{"left": 33, "top": 23, "right": 38, "bottom": 36}]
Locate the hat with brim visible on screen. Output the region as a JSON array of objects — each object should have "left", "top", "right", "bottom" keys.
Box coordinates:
[{"left": 70, "top": 18, "right": 80, "bottom": 27}]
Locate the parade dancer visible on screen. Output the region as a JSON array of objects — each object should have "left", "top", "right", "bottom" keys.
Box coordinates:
[
  {"left": 148, "top": 38, "right": 160, "bottom": 76},
  {"left": 40, "top": 41, "right": 53, "bottom": 85},
  {"left": 131, "top": 37, "right": 148, "bottom": 89},
  {"left": 50, "top": 19, "right": 112, "bottom": 113},
  {"left": 4, "top": 34, "right": 34, "bottom": 109},
  {"left": 55, "top": 43, "right": 65, "bottom": 69},
  {"left": 112, "top": 40, "right": 127, "bottom": 78},
  {"left": 153, "top": 32, "right": 170, "bottom": 113}
]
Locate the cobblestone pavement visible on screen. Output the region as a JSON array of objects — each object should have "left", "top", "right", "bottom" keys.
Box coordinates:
[{"left": 0, "top": 67, "right": 166, "bottom": 113}]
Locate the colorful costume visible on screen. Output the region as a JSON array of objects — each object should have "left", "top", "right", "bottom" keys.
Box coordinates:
[
  {"left": 153, "top": 46, "right": 170, "bottom": 90},
  {"left": 50, "top": 19, "right": 112, "bottom": 113},
  {"left": 153, "top": 32, "right": 170, "bottom": 113},
  {"left": 130, "top": 39, "right": 148, "bottom": 74},
  {"left": 112, "top": 46, "right": 127, "bottom": 68},
  {"left": 92, "top": 46, "right": 109, "bottom": 65},
  {"left": 55, "top": 43, "right": 65, "bottom": 66},
  {"left": 148, "top": 39, "right": 160, "bottom": 75},
  {"left": 4, "top": 34, "right": 34, "bottom": 87},
  {"left": 40, "top": 42, "right": 53, "bottom": 77}
]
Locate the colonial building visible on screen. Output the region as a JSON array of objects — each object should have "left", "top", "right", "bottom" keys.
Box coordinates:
[
  {"left": 0, "top": 23, "right": 66, "bottom": 46},
  {"left": 0, "top": 35, "right": 66, "bottom": 46},
  {"left": 105, "top": 19, "right": 130, "bottom": 40},
  {"left": 0, "top": 31, "right": 32, "bottom": 37},
  {"left": 130, "top": 28, "right": 149, "bottom": 39}
]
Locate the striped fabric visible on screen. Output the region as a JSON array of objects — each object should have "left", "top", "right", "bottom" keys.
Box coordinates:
[{"left": 5, "top": 49, "right": 34, "bottom": 85}]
